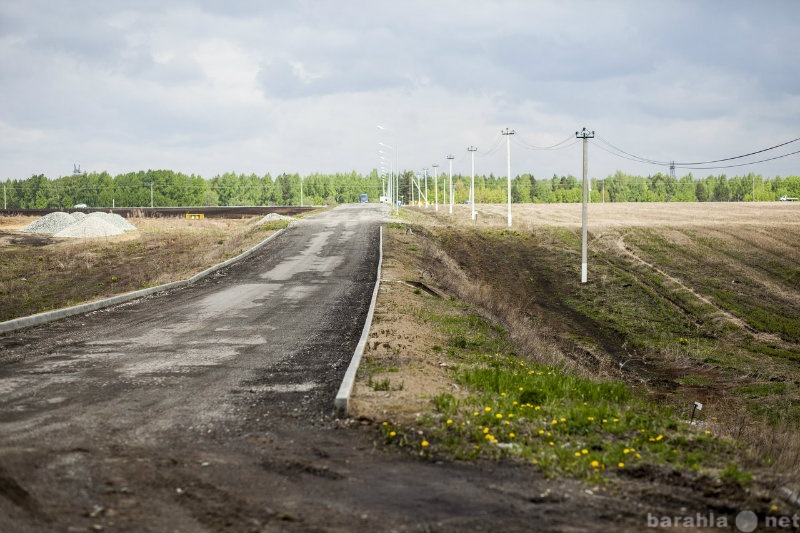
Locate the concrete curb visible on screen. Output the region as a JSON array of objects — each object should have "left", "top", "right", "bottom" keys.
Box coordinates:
[
  {"left": 334, "top": 225, "right": 383, "bottom": 418},
  {"left": 0, "top": 227, "right": 288, "bottom": 335}
]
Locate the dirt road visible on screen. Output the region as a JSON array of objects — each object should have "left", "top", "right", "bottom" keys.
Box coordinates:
[{"left": 0, "top": 204, "right": 743, "bottom": 532}]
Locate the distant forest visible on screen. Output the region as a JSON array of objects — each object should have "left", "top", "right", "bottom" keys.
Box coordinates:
[{"left": 2, "top": 169, "right": 799, "bottom": 209}]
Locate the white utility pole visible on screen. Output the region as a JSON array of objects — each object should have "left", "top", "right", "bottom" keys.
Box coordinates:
[
  {"left": 432, "top": 163, "right": 439, "bottom": 211},
  {"left": 502, "top": 128, "right": 515, "bottom": 227},
  {"left": 423, "top": 168, "right": 429, "bottom": 207},
  {"left": 576, "top": 127, "right": 595, "bottom": 284},
  {"left": 447, "top": 155, "right": 454, "bottom": 214},
  {"left": 468, "top": 146, "right": 477, "bottom": 220}
]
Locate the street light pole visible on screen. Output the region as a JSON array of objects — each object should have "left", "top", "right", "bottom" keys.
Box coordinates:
[{"left": 447, "top": 155, "right": 454, "bottom": 214}]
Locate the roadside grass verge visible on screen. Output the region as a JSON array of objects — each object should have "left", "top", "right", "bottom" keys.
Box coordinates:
[{"left": 376, "top": 291, "right": 739, "bottom": 482}]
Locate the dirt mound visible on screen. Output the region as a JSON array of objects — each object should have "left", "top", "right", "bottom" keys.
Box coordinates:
[{"left": 53, "top": 216, "right": 125, "bottom": 238}]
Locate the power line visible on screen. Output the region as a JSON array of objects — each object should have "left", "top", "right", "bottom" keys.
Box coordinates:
[{"left": 513, "top": 133, "right": 577, "bottom": 151}]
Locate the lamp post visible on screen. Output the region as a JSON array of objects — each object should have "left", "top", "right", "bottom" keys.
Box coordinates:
[{"left": 377, "top": 125, "right": 399, "bottom": 214}]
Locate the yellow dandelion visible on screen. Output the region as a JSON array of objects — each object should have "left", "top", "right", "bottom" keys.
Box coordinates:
[
  {"left": 581, "top": 449, "right": 588, "bottom": 455},
  {"left": 613, "top": 418, "right": 619, "bottom": 423},
  {"left": 483, "top": 427, "right": 490, "bottom": 434},
  {"left": 635, "top": 453, "right": 641, "bottom": 459},
  {"left": 534, "top": 406, "right": 541, "bottom": 411},
  {"left": 623, "top": 448, "right": 631, "bottom": 454},
  {"left": 656, "top": 434, "right": 664, "bottom": 441},
  {"left": 512, "top": 401, "right": 518, "bottom": 405},
  {"left": 519, "top": 387, "right": 524, "bottom": 391},
  {"left": 382, "top": 421, "right": 388, "bottom": 426},
  {"left": 574, "top": 452, "right": 581, "bottom": 457},
  {"left": 501, "top": 392, "right": 507, "bottom": 397},
  {"left": 618, "top": 462, "right": 624, "bottom": 468},
  {"left": 509, "top": 433, "right": 516, "bottom": 438},
  {"left": 560, "top": 417, "right": 566, "bottom": 422},
  {"left": 446, "top": 419, "right": 453, "bottom": 425},
  {"left": 538, "top": 429, "right": 545, "bottom": 435},
  {"left": 551, "top": 419, "right": 558, "bottom": 425},
  {"left": 473, "top": 411, "right": 479, "bottom": 416},
  {"left": 602, "top": 419, "right": 608, "bottom": 424},
  {"left": 587, "top": 416, "right": 595, "bottom": 421},
  {"left": 496, "top": 413, "right": 503, "bottom": 419},
  {"left": 421, "top": 440, "right": 429, "bottom": 447},
  {"left": 590, "top": 460, "right": 600, "bottom": 468},
  {"left": 549, "top": 441, "right": 554, "bottom": 446},
  {"left": 484, "top": 407, "right": 492, "bottom": 413},
  {"left": 389, "top": 431, "right": 396, "bottom": 437}
]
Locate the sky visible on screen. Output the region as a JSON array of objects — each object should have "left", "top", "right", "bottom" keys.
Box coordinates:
[{"left": 2, "top": 0, "right": 799, "bottom": 182}]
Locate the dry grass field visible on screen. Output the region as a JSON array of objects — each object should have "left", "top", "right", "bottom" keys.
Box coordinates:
[{"left": 0, "top": 214, "right": 288, "bottom": 322}]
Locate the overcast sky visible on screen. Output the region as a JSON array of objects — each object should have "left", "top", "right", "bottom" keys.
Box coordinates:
[{"left": 2, "top": 1, "right": 799, "bottom": 181}]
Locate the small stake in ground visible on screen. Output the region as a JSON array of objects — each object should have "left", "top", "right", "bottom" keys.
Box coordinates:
[{"left": 690, "top": 401, "right": 703, "bottom": 424}]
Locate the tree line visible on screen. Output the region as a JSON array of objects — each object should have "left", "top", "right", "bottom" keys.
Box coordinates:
[{"left": 2, "top": 169, "right": 799, "bottom": 209}]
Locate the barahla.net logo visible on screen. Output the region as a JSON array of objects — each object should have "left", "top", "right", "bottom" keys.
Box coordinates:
[{"left": 647, "top": 510, "right": 800, "bottom": 531}]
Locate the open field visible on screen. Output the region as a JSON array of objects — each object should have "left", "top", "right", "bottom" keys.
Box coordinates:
[{"left": 353, "top": 201, "right": 800, "bottom": 507}]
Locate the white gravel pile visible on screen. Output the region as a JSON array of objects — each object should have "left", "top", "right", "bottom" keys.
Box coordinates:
[
  {"left": 54, "top": 216, "right": 125, "bottom": 238},
  {"left": 21, "top": 212, "right": 77, "bottom": 234},
  {"left": 88, "top": 211, "right": 137, "bottom": 231},
  {"left": 259, "top": 213, "right": 294, "bottom": 223},
  {"left": 20, "top": 211, "right": 138, "bottom": 238}
]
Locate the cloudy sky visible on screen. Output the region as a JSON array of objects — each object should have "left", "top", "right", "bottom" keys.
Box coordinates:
[{"left": 2, "top": 1, "right": 799, "bottom": 181}]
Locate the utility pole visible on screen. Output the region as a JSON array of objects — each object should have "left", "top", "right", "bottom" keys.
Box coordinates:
[
  {"left": 468, "top": 146, "right": 477, "bottom": 220},
  {"left": 447, "top": 155, "right": 454, "bottom": 214},
  {"left": 432, "top": 163, "right": 439, "bottom": 211},
  {"left": 502, "top": 128, "right": 515, "bottom": 227},
  {"left": 423, "top": 168, "right": 429, "bottom": 207},
  {"left": 576, "top": 127, "right": 594, "bottom": 284}
]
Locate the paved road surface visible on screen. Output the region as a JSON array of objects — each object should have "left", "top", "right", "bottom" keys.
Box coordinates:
[{"left": 0, "top": 204, "right": 627, "bottom": 532}]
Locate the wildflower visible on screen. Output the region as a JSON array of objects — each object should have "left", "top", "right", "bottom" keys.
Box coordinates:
[
  {"left": 501, "top": 392, "right": 507, "bottom": 397},
  {"left": 581, "top": 449, "right": 588, "bottom": 455},
  {"left": 509, "top": 433, "right": 516, "bottom": 438},
  {"left": 613, "top": 418, "right": 619, "bottom": 423},
  {"left": 590, "top": 460, "right": 600, "bottom": 468},
  {"left": 538, "top": 429, "right": 545, "bottom": 435},
  {"left": 587, "top": 416, "right": 595, "bottom": 421},
  {"left": 602, "top": 419, "right": 608, "bottom": 424},
  {"left": 519, "top": 387, "right": 524, "bottom": 391},
  {"left": 549, "top": 441, "right": 554, "bottom": 446},
  {"left": 446, "top": 419, "right": 453, "bottom": 425},
  {"left": 389, "top": 431, "right": 396, "bottom": 437},
  {"left": 504, "top": 421, "right": 510, "bottom": 426},
  {"left": 496, "top": 413, "right": 503, "bottom": 419},
  {"left": 534, "top": 406, "right": 541, "bottom": 411},
  {"left": 705, "top": 430, "right": 711, "bottom": 435},
  {"left": 382, "top": 421, "right": 388, "bottom": 426},
  {"left": 635, "top": 453, "right": 641, "bottom": 459},
  {"left": 483, "top": 427, "right": 490, "bottom": 434},
  {"left": 623, "top": 448, "right": 631, "bottom": 454},
  {"left": 551, "top": 419, "right": 558, "bottom": 425},
  {"left": 421, "top": 440, "right": 429, "bottom": 447},
  {"left": 618, "top": 462, "right": 624, "bottom": 468},
  {"left": 560, "top": 417, "right": 566, "bottom": 422},
  {"left": 656, "top": 434, "right": 664, "bottom": 441},
  {"left": 508, "top": 413, "right": 514, "bottom": 418},
  {"left": 574, "top": 452, "right": 581, "bottom": 457},
  {"left": 473, "top": 411, "right": 479, "bottom": 416},
  {"left": 512, "top": 401, "right": 518, "bottom": 405},
  {"left": 484, "top": 407, "right": 492, "bottom": 413}
]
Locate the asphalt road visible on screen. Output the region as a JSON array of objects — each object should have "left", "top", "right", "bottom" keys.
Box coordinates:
[{"left": 0, "top": 204, "right": 643, "bottom": 532}]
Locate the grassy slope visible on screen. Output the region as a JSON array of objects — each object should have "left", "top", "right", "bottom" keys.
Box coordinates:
[{"left": 371, "top": 206, "right": 800, "bottom": 491}]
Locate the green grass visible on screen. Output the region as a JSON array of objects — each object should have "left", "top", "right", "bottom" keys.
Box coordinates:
[{"left": 378, "top": 291, "right": 740, "bottom": 482}]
